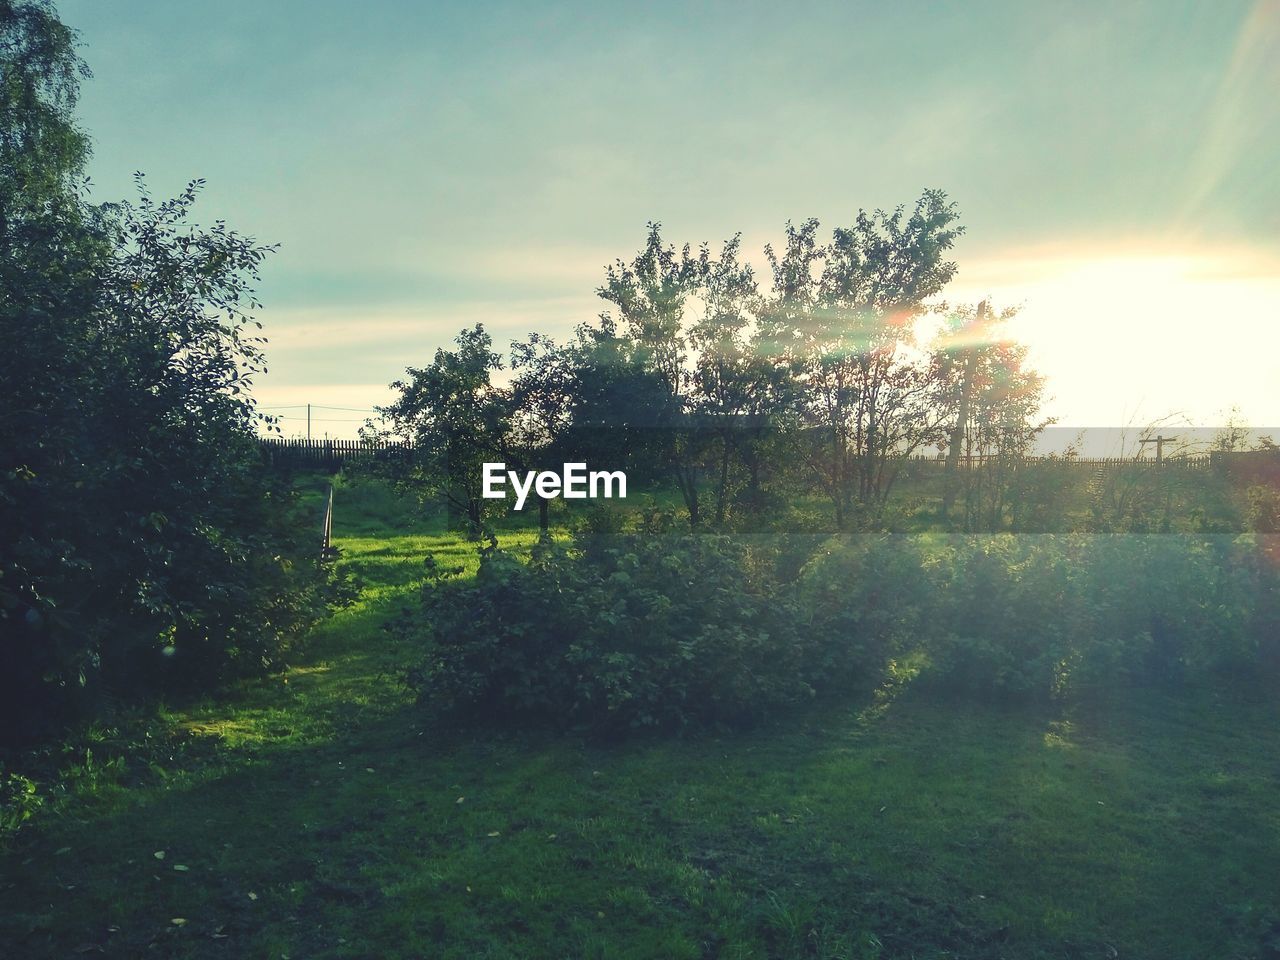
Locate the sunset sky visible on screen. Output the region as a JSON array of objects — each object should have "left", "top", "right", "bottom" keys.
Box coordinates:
[{"left": 61, "top": 0, "right": 1280, "bottom": 438}]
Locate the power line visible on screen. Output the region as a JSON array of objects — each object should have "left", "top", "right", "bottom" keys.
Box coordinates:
[
  {"left": 258, "top": 405, "right": 379, "bottom": 412},
  {"left": 257, "top": 402, "right": 383, "bottom": 439},
  {"left": 258, "top": 405, "right": 379, "bottom": 414},
  {"left": 267, "top": 415, "right": 374, "bottom": 423}
]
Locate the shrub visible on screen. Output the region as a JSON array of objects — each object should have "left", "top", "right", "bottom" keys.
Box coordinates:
[
  {"left": 794, "top": 533, "right": 1277, "bottom": 701},
  {"left": 408, "top": 534, "right": 811, "bottom": 733},
  {"left": 796, "top": 534, "right": 932, "bottom": 686},
  {"left": 0, "top": 766, "right": 42, "bottom": 840},
  {"left": 0, "top": 4, "right": 349, "bottom": 745},
  {"left": 406, "top": 528, "right": 1280, "bottom": 735},
  {"left": 925, "top": 536, "right": 1076, "bottom": 697}
]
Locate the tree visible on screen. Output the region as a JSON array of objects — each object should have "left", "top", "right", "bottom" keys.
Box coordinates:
[
  {"left": 508, "top": 331, "right": 574, "bottom": 533},
  {"left": 2, "top": 2, "right": 332, "bottom": 743},
  {"left": 582, "top": 226, "right": 793, "bottom": 529},
  {"left": 939, "top": 299, "right": 990, "bottom": 516},
  {"left": 591, "top": 224, "right": 706, "bottom": 523},
  {"left": 760, "top": 192, "right": 963, "bottom": 527},
  {"left": 1, "top": 0, "right": 106, "bottom": 738},
  {"left": 685, "top": 234, "right": 793, "bottom": 526},
  {"left": 934, "top": 302, "right": 1049, "bottom": 530},
  {"left": 379, "top": 324, "right": 511, "bottom": 536},
  {"left": 0, "top": 0, "right": 91, "bottom": 236}
]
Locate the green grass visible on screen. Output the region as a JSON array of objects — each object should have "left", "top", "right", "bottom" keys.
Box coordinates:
[{"left": 3, "top": 475, "right": 1279, "bottom": 958}]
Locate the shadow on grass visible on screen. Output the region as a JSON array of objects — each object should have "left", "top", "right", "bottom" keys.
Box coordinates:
[
  {"left": 4, "top": 529, "right": 1280, "bottom": 958},
  {"left": 5, "top": 679, "right": 1280, "bottom": 959}
]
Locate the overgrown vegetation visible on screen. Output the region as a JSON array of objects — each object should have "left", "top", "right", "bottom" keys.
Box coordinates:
[
  {"left": 0, "top": 1, "right": 338, "bottom": 745},
  {"left": 402, "top": 532, "right": 811, "bottom": 733},
  {"left": 6, "top": 2, "right": 1280, "bottom": 956},
  {"left": 407, "top": 526, "right": 1280, "bottom": 732},
  {"left": 5, "top": 475, "right": 1280, "bottom": 960}
]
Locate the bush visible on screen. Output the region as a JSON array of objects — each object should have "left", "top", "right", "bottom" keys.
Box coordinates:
[
  {"left": 924, "top": 536, "right": 1076, "bottom": 697},
  {"left": 793, "top": 533, "right": 1276, "bottom": 701},
  {"left": 796, "top": 534, "right": 932, "bottom": 685},
  {"left": 408, "top": 534, "right": 811, "bottom": 734},
  {"left": 0, "top": 766, "right": 42, "bottom": 839},
  {"left": 405, "top": 528, "right": 1280, "bottom": 735}
]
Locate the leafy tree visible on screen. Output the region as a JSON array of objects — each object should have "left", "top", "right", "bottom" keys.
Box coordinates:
[
  {"left": 760, "top": 192, "right": 963, "bottom": 527},
  {"left": 590, "top": 224, "right": 703, "bottom": 519},
  {"left": 0, "top": 0, "right": 90, "bottom": 236},
  {"left": 934, "top": 301, "right": 1050, "bottom": 530},
  {"left": 378, "top": 324, "right": 510, "bottom": 535},
  {"left": 686, "top": 234, "right": 786, "bottom": 526},
  {"left": 583, "top": 228, "right": 795, "bottom": 528},
  {"left": 508, "top": 331, "right": 574, "bottom": 533},
  {"left": 2, "top": 2, "right": 333, "bottom": 743},
  {"left": 596, "top": 222, "right": 698, "bottom": 398},
  {"left": 1, "top": 0, "right": 105, "bottom": 738}
]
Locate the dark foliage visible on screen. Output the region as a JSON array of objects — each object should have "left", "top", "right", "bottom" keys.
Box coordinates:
[
  {"left": 407, "top": 529, "right": 1280, "bottom": 734},
  {"left": 404, "top": 533, "right": 812, "bottom": 734},
  {"left": 0, "top": 2, "right": 336, "bottom": 744},
  {"left": 803, "top": 532, "right": 1275, "bottom": 700}
]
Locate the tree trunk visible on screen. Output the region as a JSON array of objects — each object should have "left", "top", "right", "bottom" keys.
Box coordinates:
[
  {"left": 943, "top": 300, "right": 987, "bottom": 518},
  {"left": 714, "top": 437, "right": 732, "bottom": 527}
]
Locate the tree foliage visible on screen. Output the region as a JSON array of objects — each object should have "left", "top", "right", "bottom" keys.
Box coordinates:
[
  {"left": 1, "top": 1, "right": 335, "bottom": 744},
  {"left": 383, "top": 192, "right": 1043, "bottom": 535},
  {"left": 405, "top": 531, "right": 811, "bottom": 734}
]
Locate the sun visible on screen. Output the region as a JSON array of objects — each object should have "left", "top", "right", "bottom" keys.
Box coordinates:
[{"left": 951, "top": 242, "right": 1280, "bottom": 430}]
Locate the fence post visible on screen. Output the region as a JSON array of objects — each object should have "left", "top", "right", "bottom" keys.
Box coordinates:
[{"left": 321, "top": 484, "right": 334, "bottom": 560}]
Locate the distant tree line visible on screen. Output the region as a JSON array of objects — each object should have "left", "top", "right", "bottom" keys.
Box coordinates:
[{"left": 373, "top": 201, "right": 1050, "bottom": 535}]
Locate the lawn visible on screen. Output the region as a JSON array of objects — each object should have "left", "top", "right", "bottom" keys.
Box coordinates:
[{"left": 2, "top": 475, "right": 1278, "bottom": 959}]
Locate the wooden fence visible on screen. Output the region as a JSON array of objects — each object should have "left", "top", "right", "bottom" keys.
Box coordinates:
[
  {"left": 259, "top": 437, "right": 413, "bottom": 472},
  {"left": 900, "top": 453, "right": 1215, "bottom": 470}
]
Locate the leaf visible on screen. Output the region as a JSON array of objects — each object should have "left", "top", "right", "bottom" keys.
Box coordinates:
[
  {"left": 172, "top": 864, "right": 189, "bottom": 872},
  {"left": 247, "top": 892, "right": 258, "bottom": 901},
  {"left": 170, "top": 918, "right": 186, "bottom": 926},
  {"left": 455, "top": 796, "right": 465, "bottom": 804},
  {"left": 153, "top": 851, "right": 166, "bottom": 860},
  {"left": 486, "top": 831, "right": 500, "bottom": 838}
]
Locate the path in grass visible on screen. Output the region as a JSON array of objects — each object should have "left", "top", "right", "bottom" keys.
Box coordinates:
[{"left": 3, "top": 481, "right": 1279, "bottom": 959}]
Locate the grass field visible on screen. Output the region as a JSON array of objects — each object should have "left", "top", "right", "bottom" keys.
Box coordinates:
[{"left": 3, "top": 475, "right": 1279, "bottom": 959}]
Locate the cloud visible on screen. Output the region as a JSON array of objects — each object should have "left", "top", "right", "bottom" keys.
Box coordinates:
[
  {"left": 1179, "top": 0, "right": 1280, "bottom": 222},
  {"left": 258, "top": 294, "right": 601, "bottom": 355}
]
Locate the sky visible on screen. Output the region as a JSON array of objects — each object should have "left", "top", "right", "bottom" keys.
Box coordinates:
[{"left": 59, "top": 0, "right": 1280, "bottom": 440}]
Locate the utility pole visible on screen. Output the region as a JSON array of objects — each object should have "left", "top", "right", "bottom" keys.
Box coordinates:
[
  {"left": 1140, "top": 434, "right": 1176, "bottom": 465},
  {"left": 307, "top": 403, "right": 311, "bottom": 441}
]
